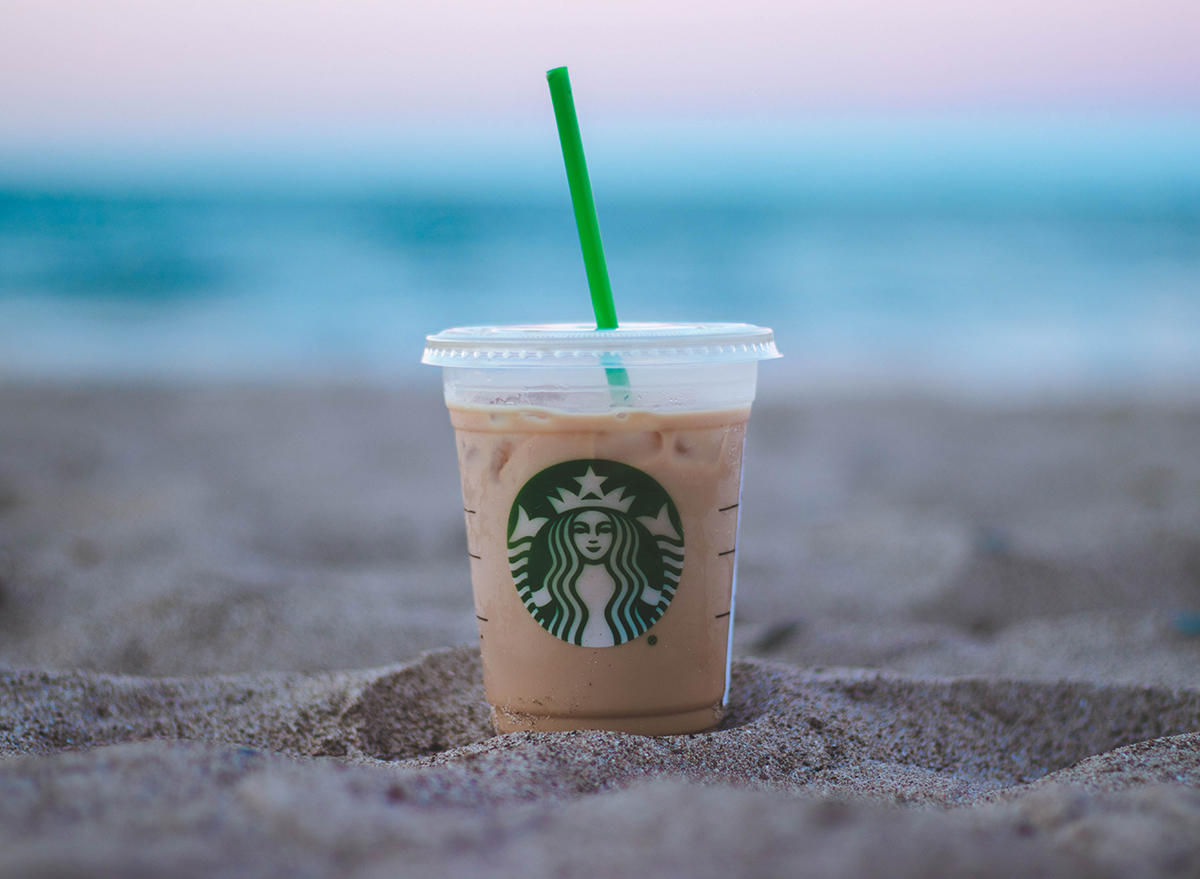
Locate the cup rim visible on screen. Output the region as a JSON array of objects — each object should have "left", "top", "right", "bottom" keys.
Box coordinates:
[{"left": 422, "top": 322, "right": 781, "bottom": 368}]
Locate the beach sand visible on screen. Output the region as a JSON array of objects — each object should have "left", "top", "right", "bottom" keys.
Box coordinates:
[{"left": 1, "top": 384, "right": 1198, "bottom": 877}]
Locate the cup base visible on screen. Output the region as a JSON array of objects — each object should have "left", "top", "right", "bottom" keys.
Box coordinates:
[{"left": 490, "top": 703, "right": 723, "bottom": 736}]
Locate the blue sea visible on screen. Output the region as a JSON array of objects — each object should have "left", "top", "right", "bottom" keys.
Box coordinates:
[{"left": 1, "top": 117, "right": 1198, "bottom": 397}]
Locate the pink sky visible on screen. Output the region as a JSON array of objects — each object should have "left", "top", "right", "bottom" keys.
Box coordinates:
[{"left": 2, "top": 0, "right": 1197, "bottom": 136}]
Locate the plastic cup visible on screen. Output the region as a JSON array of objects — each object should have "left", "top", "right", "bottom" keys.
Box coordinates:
[{"left": 423, "top": 322, "right": 780, "bottom": 735}]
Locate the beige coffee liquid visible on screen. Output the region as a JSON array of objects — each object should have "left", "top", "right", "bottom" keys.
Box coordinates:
[{"left": 450, "top": 404, "right": 750, "bottom": 735}]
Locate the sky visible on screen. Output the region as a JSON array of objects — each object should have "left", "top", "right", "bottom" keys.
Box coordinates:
[
  {"left": 2, "top": 0, "right": 1198, "bottom": 142},
  {"left": 0, "top": 0, "right": 1197, "bottom": 389}
]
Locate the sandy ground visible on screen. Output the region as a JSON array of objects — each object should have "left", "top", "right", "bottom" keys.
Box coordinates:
[{"left": 1, "top": 383, "right": 1199, "bottom": 877}]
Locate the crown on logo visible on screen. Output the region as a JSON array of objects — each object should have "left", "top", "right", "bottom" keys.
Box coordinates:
[{"left": 548, "top": 466, "right": 635, "bottom": 514}]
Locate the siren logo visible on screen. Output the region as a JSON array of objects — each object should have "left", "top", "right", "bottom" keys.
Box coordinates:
[{"left": 507, "top": 459, "right": 684, "bottom": 647}]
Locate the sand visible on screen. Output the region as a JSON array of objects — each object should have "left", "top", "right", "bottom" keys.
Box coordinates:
[{"left": 1, "top": 383, "right": 1199, "bottom": 877}]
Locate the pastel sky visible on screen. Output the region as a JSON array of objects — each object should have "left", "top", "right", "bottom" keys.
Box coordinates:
[{"left": 2, "top": 0, "right": 1197, "bottom": 138}]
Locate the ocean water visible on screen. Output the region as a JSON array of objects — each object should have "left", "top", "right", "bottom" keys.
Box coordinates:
[{"left": 2, "top": 119, "right": 1198, "bottom": 398}]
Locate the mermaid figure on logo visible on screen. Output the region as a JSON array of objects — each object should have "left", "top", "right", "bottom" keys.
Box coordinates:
[
  {"left": 508, "top": 463, "right": 684, "bottom": 647},
  {"left": 535, "top": 507, "right": 662, "bottom": 646}
]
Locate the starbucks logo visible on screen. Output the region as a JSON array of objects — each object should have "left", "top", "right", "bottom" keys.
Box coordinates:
[{"left": 507, "top": 459, "right": 684, "bottom": 647}]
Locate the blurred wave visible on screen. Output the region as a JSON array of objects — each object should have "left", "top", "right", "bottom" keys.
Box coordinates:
[{"left": 1, "top": 116, "right": 1198, "bottom": 397}]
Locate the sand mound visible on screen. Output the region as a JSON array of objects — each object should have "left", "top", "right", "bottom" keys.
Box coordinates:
[
  {"left": 3, "top": 649, "right": 1199, "bottom": 877},
  {"left": 4, "top": 648, "right": 1200, "bottom": 802}
]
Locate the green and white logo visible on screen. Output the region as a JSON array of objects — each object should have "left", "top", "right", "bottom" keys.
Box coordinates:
[{"left": 507, "top": 459, "right": 684, "bottom": 647}]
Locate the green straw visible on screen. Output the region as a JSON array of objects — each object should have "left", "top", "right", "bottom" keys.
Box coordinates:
[{"left": 546, "top": 66, "right": 630, "bottom": 400}]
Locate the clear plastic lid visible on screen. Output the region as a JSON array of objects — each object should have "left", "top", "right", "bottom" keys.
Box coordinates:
[{"left": 422, "top": 322, "right": 781, "bottom": 369}]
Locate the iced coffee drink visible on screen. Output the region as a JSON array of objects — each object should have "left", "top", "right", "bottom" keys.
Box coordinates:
[{"left": 424, "top": 323, "right": 778, "bottom": 735}]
